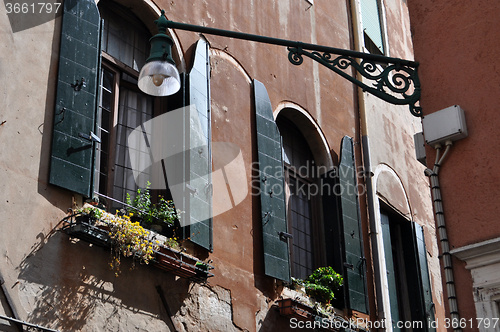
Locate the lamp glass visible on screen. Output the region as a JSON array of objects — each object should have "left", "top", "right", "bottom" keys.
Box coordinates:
[{"left": 138, "top": 60, "right": 181, "bottom": 96}]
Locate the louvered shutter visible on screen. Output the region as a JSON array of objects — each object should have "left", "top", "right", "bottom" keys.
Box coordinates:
[
  {"left": 254, "top": 79, "right": 290, "bottom": 282},
  {"left": 414, "top": 222, "right": 436, "bottom": 332},
  {"left": 338, "top": 136, "right": 369, "bottom": 313},
  {"left": 187, "top": 39, "right": 212, "bottom": 251},
  {"left": 49, "top": 0, "right": 101, "bottom": 197},
  {"left": 360, "top": 0, "right": 384, "bottom": 53},
  {"left": 380, "top": 212, "right": 401, "bottom": 330}
]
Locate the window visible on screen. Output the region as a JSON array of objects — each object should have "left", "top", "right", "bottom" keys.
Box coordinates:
[
  {"left": 360, "top": 0, "right": 385, "bottom": 55},
  {"left": 49, "top": 0, "right": 212, "bottom": 250},
  {"left": 94, "top": 1, "right": 157, "bottom": 210},
  {"left": 253, "top": 79, "right": 369, "bottom": 313},
  {"left": 380, "top": 209, "right": 435, "bottom": 331},
  {"left": 277, "top": 116, "right": 322, "bottom": 280}
]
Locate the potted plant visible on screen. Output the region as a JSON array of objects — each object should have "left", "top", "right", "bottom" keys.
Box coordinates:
[
  {"left": 195, "top": 261, "right": 209, "bottom": 277},
  {"left": 302, "top": 266, "right": 343, "bottom": 305},
  {"left": 126, "top": 182, "right": 182, "bottom": 238},
  {"left": 74, "top": 204, "right": 103, "bottom": 225},
  {"left": 65, "top": 203, "right": 213, "bottom": 281}
]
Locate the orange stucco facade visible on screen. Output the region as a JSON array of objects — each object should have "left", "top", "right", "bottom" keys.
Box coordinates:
[{"left": 408, "top": 0, "right": 500, "bottom": 329}]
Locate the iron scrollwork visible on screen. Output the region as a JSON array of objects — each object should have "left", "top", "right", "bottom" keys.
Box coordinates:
[
  {"left": 163, "top": 19, "right": 422, "bottom": 117},
  {"left": 288, "top": 46, "right": 422, "bottom": 117}
]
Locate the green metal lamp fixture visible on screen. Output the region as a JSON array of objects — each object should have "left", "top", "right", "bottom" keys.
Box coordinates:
[
  {"left": 141, "top": 10, "right": 422, "bottom": 116},
  {"left": 138, "top": 10, "right": 181, "bottom": 96}
]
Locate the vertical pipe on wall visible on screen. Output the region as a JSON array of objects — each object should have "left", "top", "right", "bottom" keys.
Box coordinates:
[
  {"left": 349, "top": 0, "right": 387, "bottom": 326},
  {"left": 425, "top": 141, "right": 462, "bottom": 331}
]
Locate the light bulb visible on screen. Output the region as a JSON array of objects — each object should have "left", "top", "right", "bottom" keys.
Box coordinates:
[{"left": 152, "top": 74, "right": 165, "bottom": 87}]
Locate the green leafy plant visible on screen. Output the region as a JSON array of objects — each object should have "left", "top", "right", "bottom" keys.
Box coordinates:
[
  {"left": 164, "top": 237, "right": 180, "bottom": 250},
  {"left": 195, "top": 261, "right": 209, "bottom": 276},
  {"left": 297, "top": 267, "right": 343, "bottom": 305},
  {"left": 126, "top": 181, "right": 181, "bottom": 227},
  {"left": 75, "top": 205, "right": 103, "bottom": 223}
]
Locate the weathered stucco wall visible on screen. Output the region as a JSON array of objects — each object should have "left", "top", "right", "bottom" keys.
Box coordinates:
[
  {"left": 0, "top": 0, "right": 358, "bottom": 331},
  {"left": 0, "top": 0, "right": 445, "bottom": 330},
  {"left": 408, "top": 0, "right": 500, "bottom": 328}
]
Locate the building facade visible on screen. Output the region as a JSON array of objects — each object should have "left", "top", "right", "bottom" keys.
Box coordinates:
[
  {"left": 408, "top": 1, "right": 500, "bottom": 331},
  {"left": 0, "top": 0, "right": 444, "bottom": 331}
]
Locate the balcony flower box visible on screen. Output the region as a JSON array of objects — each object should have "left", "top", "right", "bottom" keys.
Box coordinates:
[
  {"left": 278, "top": 298, "right": 315, "bottom": 320},
  {"left": 64, "top": 220, "right": 112, "bottom": 248},
  {"left": 153, "top": 245, "right": 212, "bottom": 282},
  {"left": 63, "top": 212, "right": 213, "bottom": 282}
]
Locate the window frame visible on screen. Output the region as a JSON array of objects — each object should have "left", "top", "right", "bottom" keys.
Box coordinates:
[{"left": 360, "top": 0, "right": 387, "bottom": 55}]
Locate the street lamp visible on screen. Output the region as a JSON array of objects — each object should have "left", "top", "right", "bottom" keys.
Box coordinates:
[
  {"left": 138, "top": 10, "right": 181, "bottom": 96},
  {"left": 140, "top": 10, "right": 422, "bottom": 117}
]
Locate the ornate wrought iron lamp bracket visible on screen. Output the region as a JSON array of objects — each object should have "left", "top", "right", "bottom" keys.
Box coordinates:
[
  {"left": 164, "top": 19, "right": 422, "bottom": 117},
  {"left": 288, "top": 45, "right": 422, "bottom": 116}
]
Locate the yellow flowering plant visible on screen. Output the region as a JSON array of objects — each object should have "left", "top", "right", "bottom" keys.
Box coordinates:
[
  {"left": 75, "top": 204, "right": 160, "bottom": 276},
  {"left": 108, "top": 213, "right": 160, "bottom": 276}
]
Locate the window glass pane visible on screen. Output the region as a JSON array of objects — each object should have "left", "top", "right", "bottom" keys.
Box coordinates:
[
  {"left": 289, "top": 175, "right": 314, "bottom": 278},
  {"left": 107, "top": 33, "right": 121, "bottom": 58},
  {"left": 277, "top": 116, "right": 317, "bottom": 279},
  {"left": 100, "top": 1, "right": 152, "bottom": 70},
  {"left": 111, "top": 86, "right": 154, "bottom": 210}
]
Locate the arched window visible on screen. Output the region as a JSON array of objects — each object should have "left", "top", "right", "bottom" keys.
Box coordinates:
[
  {"left": 49, "top": 0, "right": 212, "bottom": 249},
  {"left": 277, "top": 116, "right": 323, "bottom": 280}
]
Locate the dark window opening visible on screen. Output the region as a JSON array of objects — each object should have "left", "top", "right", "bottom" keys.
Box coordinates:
[{"left": 277, "top": 116, "right": 324, "bottom": 280}]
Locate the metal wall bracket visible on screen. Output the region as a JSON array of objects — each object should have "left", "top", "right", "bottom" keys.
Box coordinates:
[
  {"left": 164, "top": 19, "right": 422, "bottom": 117},
  {"left": 79, "top": 131, "right": 101, "bottom": 143},
  {"left": 71, "top": 78, "right": 86, "bottom": 91},
  {"left": 287, "top": 47, "right": 422, "bottom": 116},
  {"left": 279, "top": 231, "right": 293, "bottom": 241}
]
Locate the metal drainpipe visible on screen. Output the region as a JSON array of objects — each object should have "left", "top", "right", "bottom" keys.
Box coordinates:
[
  {"left": 424, "top": 140, "right": 462, "bottom": 331},
  {"left": 349, "top": 0, "right": 387, "bottom": 326}
]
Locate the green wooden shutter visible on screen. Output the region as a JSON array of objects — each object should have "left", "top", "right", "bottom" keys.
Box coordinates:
[
  {"left": 414, "top": 222, "right": 436, "bottom": 332},
  {"left": 360, "top": 0, "right": 384, "bottom": 53},
  {"left": 338, "top": 136, "right": 369, "bottom": 313},
  {"left": 187, "top": 39, "right": 212, "bottom": 251},
  {"left": 380, "top": 212, "right": 401, "bottom": 331},
  {"left": 49, "top": 0, "right": 101, "bottom": 197},
  {"left": 254, "top": 79, "right": 290, "bottom": 283}
]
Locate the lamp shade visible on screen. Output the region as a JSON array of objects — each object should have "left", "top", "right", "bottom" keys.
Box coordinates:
[
  {"left": 138, "top": 60, "right": 180, "bottom": 96},
  {"left": 138, "top": 10, "right": 181, "bottom": 96}
]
